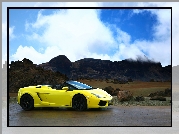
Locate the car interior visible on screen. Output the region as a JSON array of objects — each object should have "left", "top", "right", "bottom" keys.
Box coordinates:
[{"left": 51, "top": 83, "right": 75, "bottom": 91}]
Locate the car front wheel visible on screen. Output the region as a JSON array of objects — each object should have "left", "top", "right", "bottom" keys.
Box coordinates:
[{"left": 72, "top": 95, "right": 87, "bottom": 111}]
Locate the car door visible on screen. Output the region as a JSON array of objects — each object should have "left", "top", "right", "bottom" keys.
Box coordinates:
[
  {"left": 46, "top": 83, "right": 75, "bottom": 106},
  {"left": 36, "top": 86, "right": 52, "bottom": 102}
]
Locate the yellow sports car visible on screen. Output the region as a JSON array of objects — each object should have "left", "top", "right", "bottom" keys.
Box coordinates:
[{"left": 17, "top": 81, "right": 113, "bottom": 111}]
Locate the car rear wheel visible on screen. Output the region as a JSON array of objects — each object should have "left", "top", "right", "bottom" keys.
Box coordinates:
[
  {"left": 72, "top": 95, "right": 87, "bottom": 111},
  {"left": 20, "top": 94, "right": 34, "bottom": 111}
]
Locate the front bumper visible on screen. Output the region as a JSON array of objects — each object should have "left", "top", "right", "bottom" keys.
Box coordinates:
[{"left": 87, "top": 97, "right": 113, "bottom": 108}]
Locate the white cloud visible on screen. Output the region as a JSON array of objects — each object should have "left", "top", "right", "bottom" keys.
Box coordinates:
[
  {"left": 134, "top": 39, "right": 171, "bottom": 65},
  {"left": 11, "top": 7, "right": 171, "bottom": 67},
  {"left": 10, "top": 45, "right": 63, "bottom": 64},
  {"left": 133, "top": 9, "right": 144, "bottom": 14},
  {"left": 6, "top": 2, "right": 175, "bottom": 67},
  {"left": 19, "top": 9, "right": 117, "bottom": 64},
  {"left": 151, "top": 10, "right": 171, "bottom": 41},
  {"left": 9, "top": 26, "right": 15, "bottom": 40},
  {"left": 116, "top": 29, "right": 131, "bottom": 44},
  {"left": 111, "top": 43, "right": 144, "bottom": 61}
]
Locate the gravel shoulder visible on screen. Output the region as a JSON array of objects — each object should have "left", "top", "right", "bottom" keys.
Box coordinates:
[{"left": 111, "top": 96, "right": 171, "bottom": 106}]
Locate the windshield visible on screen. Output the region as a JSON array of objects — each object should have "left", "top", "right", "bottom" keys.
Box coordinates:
[{"left": 66, "top": 81, "right": 93, "bottom": 90}]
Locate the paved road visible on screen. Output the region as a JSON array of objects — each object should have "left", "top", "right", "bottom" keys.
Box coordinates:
[{"left": 9, "top": 101, "right": 171, "bottom": 126}]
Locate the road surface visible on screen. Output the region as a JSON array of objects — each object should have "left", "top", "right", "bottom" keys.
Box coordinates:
[{"left": 9, "top": 101, "right": 171, "bottom": 126}]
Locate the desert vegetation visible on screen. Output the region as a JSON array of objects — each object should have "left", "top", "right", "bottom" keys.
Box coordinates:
[{"left": 78, "top": 79, "right": 171, "bottom": 106}]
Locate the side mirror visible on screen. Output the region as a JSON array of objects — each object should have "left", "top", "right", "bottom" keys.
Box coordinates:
[{"left": 62, "top": 87, "right": 69, "bottom": 91}]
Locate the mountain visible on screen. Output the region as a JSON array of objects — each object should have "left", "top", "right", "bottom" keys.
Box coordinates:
[
  {"left": 9, "top": 58, "right": 68, "bottom": 93},
  {"left": 38, "top": 55, "right": 171, "bottom": 82},
  {"left": 38, "top": 55, "right": 72, "bottom": 76}
]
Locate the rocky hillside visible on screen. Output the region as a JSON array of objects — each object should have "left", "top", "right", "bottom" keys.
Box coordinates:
[
  {"left": 39, "top": 55, "right": 72, "bottom": 76},
  {"left": 9, "top": 58, "right": 68, "bottom": 93},
  {"left": 38, "top": 55, "right": 171, "bottom": 82}
]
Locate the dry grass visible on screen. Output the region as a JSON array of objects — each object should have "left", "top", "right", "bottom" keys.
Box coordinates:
[
  {"left": 78, "top": 80, "right": 171, "bottom": 97},
  {"left": 9, "top": 93, "right": 18, "bottom": 97}
]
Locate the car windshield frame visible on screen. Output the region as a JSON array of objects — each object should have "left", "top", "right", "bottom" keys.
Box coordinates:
[{"left": 65, "top": 81, "right": 93, "bottom": 90}]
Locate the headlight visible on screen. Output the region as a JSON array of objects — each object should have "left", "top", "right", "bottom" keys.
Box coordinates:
[{"left": 91, "top": 93, "right": 102, "bottom": 98}]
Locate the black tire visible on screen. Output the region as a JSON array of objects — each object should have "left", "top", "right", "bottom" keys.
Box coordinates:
[
  {"left": 72, "top": 94, "right": 87, "bottom": 111},
  {"left": 20, "top": 94, "right": 34, "bottom": 111}
]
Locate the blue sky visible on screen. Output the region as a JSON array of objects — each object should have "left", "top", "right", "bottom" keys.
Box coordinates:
[
  {"left": 100, "top": 9, "right": 157, "bottom": 42},
  {"left": 8, "top": 8, "right": 171, "bottom": 67}
]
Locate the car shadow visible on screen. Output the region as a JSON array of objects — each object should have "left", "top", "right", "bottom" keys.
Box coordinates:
[{"left": 32, "top": 107, "right": 111, "bottom": 112}]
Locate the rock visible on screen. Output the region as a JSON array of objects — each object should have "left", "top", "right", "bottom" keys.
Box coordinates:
[
  {"left": 150, "top": 96, "right": 166, "bottom": 101},
  {"left": 103, "top": 86, "right": 114, "bottom": 95},
  {"left": 116, "top": 88, "right": 120, "bottom": 91},
  {"left": 165, "top": 88, "right": 171, "bottom": 96},
  {"left": 135, "top": 96, "right": 145, "bottom": 101},
  {"left": 112, "top": 89, "right": 120, "bottom": 96},
  {"left": 148, "top": 88, "right": 171, "bottom": 97},
  {"left": 117, "top": 91, "right": 133, "bottom": 102},
  {"left": 103, "top": 86, "right": 120, "bottom": 96},
  {"left": 22, "top": 58, "right": 33, "bottom": 65}
]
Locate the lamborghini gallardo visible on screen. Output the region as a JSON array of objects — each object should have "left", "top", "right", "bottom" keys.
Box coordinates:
[{"left": 17, "top": 81, "right": 113, "bottom": 111}]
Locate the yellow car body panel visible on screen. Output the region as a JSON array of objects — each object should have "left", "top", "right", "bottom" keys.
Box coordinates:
[{"left": 17, "top": 82, "right": 113, "bottom": 110}]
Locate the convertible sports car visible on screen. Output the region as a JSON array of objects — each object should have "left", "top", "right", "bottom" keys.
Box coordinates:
[{"left": 17, "top": 81, "right": 113, "bottom": 111}]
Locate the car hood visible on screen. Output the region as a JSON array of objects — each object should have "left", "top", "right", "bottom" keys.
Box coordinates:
[{"left": 85, "top": 88, "right": 112, "bottom": 98}]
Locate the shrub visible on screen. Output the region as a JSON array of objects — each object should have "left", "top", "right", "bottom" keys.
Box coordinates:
[
  {"left": 117, "top": 91, "right": 133, "bottom": 102},
  {"left": 135, "top": 96, "right": 145, "bottom": 101},
  {"left": 150, "top": 96, "right": 166, "bottom": 101}
]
